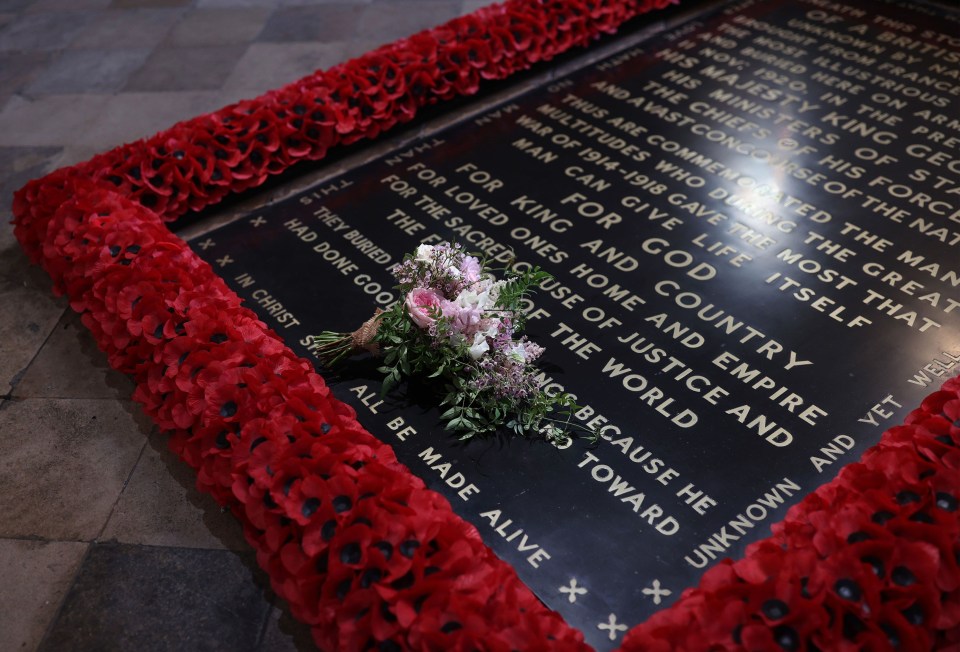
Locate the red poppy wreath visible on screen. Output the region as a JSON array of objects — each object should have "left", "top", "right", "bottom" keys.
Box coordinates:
[{"left": 12, "top": 0, "right": 959, "bottom": 650}]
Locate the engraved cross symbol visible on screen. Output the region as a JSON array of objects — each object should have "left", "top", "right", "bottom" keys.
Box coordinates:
[
  {"left": 598, "top": 614, "right": 627, "bottom": 641},
  {"left": 250, "top": 216, "right": 266, "bottom": 227},
  {"left": 559, "top": 578, "right": 587, "bottom": 604},
  {"left": 642, "top": 579, "right": 671, "bottom": 605},
  {"left": 216, "top": 255, "right": 234, "bottom": 268},
  {"left": 198, "top": 238, "right": 215, "bottom": 250}
]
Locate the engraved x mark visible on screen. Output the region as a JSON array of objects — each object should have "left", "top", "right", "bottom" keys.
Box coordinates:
[
  {"left": 198, "top": 238, "right": 215, "bottom": 250},
  {"left": 598, "top": 614, "right": 627, "bottom": 641},
  {"left": 559, "top": 578, "right": 587, "bottom": 604},
  {"left": 642, "top": 579, "right": 671, "bottom": 605},
  {"left": 216, "top": 255, "right": 234, "bottom": 268},
  {"left": 250, "top": 216, "right": 266, "bottom": 227}
]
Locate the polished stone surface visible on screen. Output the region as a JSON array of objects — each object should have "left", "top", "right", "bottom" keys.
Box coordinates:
[{"left": 0, "top": 0, "right": 480, "bottom": 649}]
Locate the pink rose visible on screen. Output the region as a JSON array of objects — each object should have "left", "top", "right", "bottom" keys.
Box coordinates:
[{"left": 405, "top": 288, "right": 443, "bottom": 329}]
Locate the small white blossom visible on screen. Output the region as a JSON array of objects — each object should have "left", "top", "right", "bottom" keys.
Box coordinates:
[
  {"left": 467, "top": 332, "right": 490, "bottom": 359},
  {"left": 456, "top": 278, "right": 499, "bottom": 312},
  {"left": 479, "top": 318, "right": 501, "bottom": 339},
  {"left": 507, "top": 341, "right": 529, "bottom": 362},
  {"left": 414, "top": 244, "right": 434, "bottom": 261}
]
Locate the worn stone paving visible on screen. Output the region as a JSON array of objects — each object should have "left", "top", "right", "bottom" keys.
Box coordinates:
[{"left": 0, "top": 1, "right": 488, "bottom": 649}]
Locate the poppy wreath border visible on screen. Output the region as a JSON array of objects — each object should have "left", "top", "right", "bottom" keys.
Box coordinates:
[{"left": 11, "top": 0, "right": 959, "bottom": 650}]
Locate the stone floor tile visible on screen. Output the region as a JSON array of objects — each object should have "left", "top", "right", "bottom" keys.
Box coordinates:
[
  {"left": 281, "top": 0, "right": 371, "bottom": 4},
  {"left": 0, "top": 284, "right": 65, "bottom": 396},
  {"left": 165, "top": 7, "right": 273, "bottom": 47},
  {"left": 198, "top": 0, "right": 283, "bottom": 7},
  {"left": 47, "top": 145, "right": 104, "bottom": 168},
  {"left": 3, "top": 146, "right": 57, "bottom": 211},
  {"left": 0, "top": 539, "right": 89, "bottom": 652},
  {"left": 0, "top": 145, "right": 61, "bottom": 223},
  {"left": 0, "top": 94, "right": 113, "bottom": 147},
  {"left": 0, "top": 398, "right": 149, "bottom": 540},
  {"left": 223, "top": 41, "right": 345, "bottom": 94},
  {"left": 38, "top": 543, "right": 273, "bottom": 652},
  {"left": 76, "top": 89, "right": 247, "bottom": 150},
  {"left": 26, "top": 0, "right": 111, "bottom": 11},
  {"left": 461, "top": 0, "right": 492, "bottom": 15},
  {"left": 0, "top": 220, "right": 59, "bottom": 290},
  {"left": 257, "top": 4, "right": 365, "bottom": 43},
  {"left": 70, "top": 7, "right": 185, "bottom": 50},
  {"left": 257, "top": 606, "right": 316, "bottom": 652},
  {"left": 0, "top": 216, "right": 15, "bottom": 253},
  {"left": 15, "top": 310, "right": 135, "bottom": 399},
  {"left": 111, "top": 0, "right": 193, "bottom": 8},
  {"left": 0, "top": 51, "right": 52, "bottom": 105},
  {"left": 0, "top": 12, "right": 95, "bottom": 51},
  {"left": 124, "top": 44, "right": 249, "bottom": 92},
  {"left": 0, "top": 0, "right": 34, "bottom": 13},
  {"left": 358, "top": 0, "right": 463, "bottom": 42},
  {"left": 70, "top": 7, "right": 184, "bottom": 50},
  {"left": 100, "top": 430, "right": 248, "bottom": 551},
  {"left": 341, "top": 37, "right": 383, "bottom": 61},
  {"left": 0, "top": 181, "right": 68, "bottom": 394},
  {"left": 25, "top": 48, "right": 152, "bottom": 95}
]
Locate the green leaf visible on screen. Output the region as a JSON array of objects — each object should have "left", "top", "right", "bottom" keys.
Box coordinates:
[
  {"left": 381, "top": 377, "right": 394, "bottom": 395},
  {"left": 439, "top": 407, "right": 459, "bottom": 420}
]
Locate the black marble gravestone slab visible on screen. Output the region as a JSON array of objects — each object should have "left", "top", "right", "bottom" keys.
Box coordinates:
[{"left": 192, "top": 0, "right": 960, "bottom": 648}]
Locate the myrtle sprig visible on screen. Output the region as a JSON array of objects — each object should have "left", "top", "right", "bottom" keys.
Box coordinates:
[{"left": 493, "top": 266, "right": 551, "bottom": 331}]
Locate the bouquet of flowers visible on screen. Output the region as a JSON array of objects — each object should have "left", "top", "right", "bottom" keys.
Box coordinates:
[{"left": 311, "top": 242, "right": 588, "bottom": 444}]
